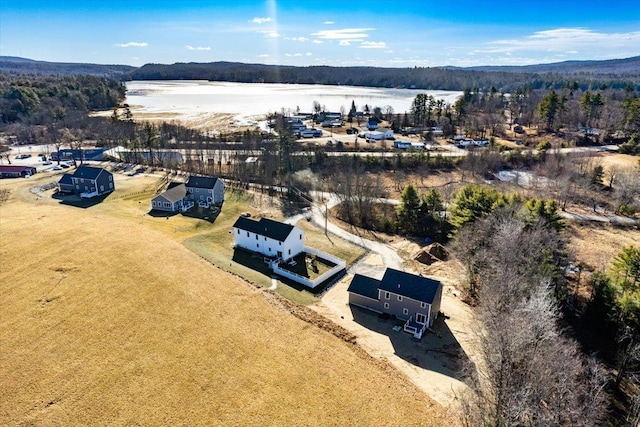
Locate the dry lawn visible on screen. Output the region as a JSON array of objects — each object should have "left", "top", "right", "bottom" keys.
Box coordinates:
[{"left": 1, "top": 176, "right": 447, "bottom": 426}]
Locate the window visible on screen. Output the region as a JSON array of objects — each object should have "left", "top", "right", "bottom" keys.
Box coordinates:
[
  {"left": 384, "top": 292, "right": 390, "bottom": 300},
  {"left": 299, "top": 234, "right": 302, "bottom": 240},
  {"left": 109, "top": 175, "right": 112, "bottom": 181},
  {"left": 164, "top": 202, "right": 170, "bottom": 208},
  {"left": 256, "top": 244, "right": 259, "bottom": 248},
  {"left": 421, "top": 302, "right": 426, "bottom": 308},
  {"left": 403, "top": 308, "right": 409, "bottom": 315},
  {"left": 397, "top": 295, "right": 403, "bottom": 301},
  {"left": 264, "top": 237, "right": 267, "bottom": 241},
  {"left": 384, "top": 302, "right": 389, "bottom": 309},
  {"left": 109, "top": 183, "right": 113, "bottom": 189},
  {"left": 100, "top": 185, "right": 104, "bottom": 192},
  {"left": 85, "top": 186, "right": 88, "bottom": 191},
  {"left": 188, "top": 188, "right": 193, "bottom": 193},
  {"left": 278, "top": 242, "right": 281, "bottom": 246},
  {"left": 237, "top": 229, "right": 240, "bottom": 234},
  {"left": 255, "top": 234, "right": 258, "bottom": 240},
  {"left": 288, "top": 249, "right": 291, "bottom": 255},
  {"left": 416, "top": 313, "right": 426, "bottom": 324},
  {"left": 246, "top": 231, "right": 250, "bottom": 237},
  {"left": 268, "top": 248, "right": 271, "bottom": 252}
]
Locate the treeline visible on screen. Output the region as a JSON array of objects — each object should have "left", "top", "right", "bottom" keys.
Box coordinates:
[
  {"left": 0, "top": 57, "right": 136, "bottom": 78},
  {"left": 131, "top": 61, "right": 640, "bottom": 93},
  {"left": 0, "top": 72, "right": 126, "bottom": 124}
]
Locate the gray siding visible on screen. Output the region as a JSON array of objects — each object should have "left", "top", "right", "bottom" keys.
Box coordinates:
[
  {"left": 348, "top": 293, "right": 382, "bottom": 314},
  {"left": 378, "top": 290, "right": 433, "bottom": 326}
]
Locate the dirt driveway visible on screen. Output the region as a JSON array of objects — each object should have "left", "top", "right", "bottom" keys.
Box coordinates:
[{"left": 310, "top": 253, "right": 478, "bottom": 409}]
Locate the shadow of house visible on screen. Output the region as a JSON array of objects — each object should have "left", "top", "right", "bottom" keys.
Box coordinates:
[
  {"left": 54, "top": 192, "right": 110, "bottom": 209},
  {"left": 349, "top": 304, "right": 470, "bottom": 381}
]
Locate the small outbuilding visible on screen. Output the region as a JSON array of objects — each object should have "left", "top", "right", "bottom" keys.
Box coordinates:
[{"left": 0, "top": 165, "right": 37, "bottom": 178}]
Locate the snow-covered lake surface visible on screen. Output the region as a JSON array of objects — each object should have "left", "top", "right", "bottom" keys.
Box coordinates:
[{"left": 124, "top": 80, "right": 463, "bottom": 120}]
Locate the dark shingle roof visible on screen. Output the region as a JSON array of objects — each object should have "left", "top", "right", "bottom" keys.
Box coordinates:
[
  {"left": 186, "top": 175, "right": 219, "bottom": 189},
  {"left": 233, "top": 217, "right": 296, "bottom": 242},
  {"left": 347, "top": 274, "right": 381, "bottom": 300},
  {"left": 58, "top": 173, "right": 73, "bottom": 185},
  {"left": 155, "top": 183, "right": 187, "bottom": 203},
  {"left": 379, "top": 268, "right": 442, "bottom": 304},
  {"left": 0, "top": 165, "right": 35, "bottom": 174},
  {"left": 73, "top": 166, "right": 108, "bottom": 180}
]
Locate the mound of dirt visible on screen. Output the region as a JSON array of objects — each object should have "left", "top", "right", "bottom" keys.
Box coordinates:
[
  {"left": 428, "top": 243, "right": 449, "bottom": 261},
  {"left": 415, "top": 251, "right": 439, "bottom": 265},
  {"left": 415, "top": 242, "right": 450, "bottom": 265}
]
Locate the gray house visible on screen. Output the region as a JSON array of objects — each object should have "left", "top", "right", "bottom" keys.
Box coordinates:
[
  {"left": 151, "top": 183, "right": 187, "bottom": 212},
  {"left": 151, "top": 175, "right": 224, "bottom": 212},
  {"left": 347, "top": 268, "right": 443, "bottom": 339},
  {"left": 57, "top": 166, "right": 114, "bottom": 198},
  {"left": 185, "top": 175, "right": 224, "bottom": 208}
]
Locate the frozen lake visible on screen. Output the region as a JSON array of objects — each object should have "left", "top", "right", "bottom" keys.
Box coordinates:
[{"left": 124, "top": 80, "right": 462, "bottom": 121}]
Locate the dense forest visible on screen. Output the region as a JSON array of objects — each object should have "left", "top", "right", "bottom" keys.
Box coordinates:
[
  {"left": 3, "top": 55, "right": 640, "bottom": 93},
  {"left": 0, "top": 72, "right": 126, "bottom": 124},
  {"left": 131, "top": 60, "right": 640, "bottom": 92}
]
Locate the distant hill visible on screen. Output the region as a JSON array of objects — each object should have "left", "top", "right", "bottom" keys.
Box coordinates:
[
  {"left": 0, "top": 56, "right": 136, "bottom": 78},
  {"left": 130, "top": 59, "right": 640, "bottom": 92},
  {"left": 2, "top": 56, "right": 640, "bottom": 91},
  {"left": 445, "top": 55, "right": 640, "bottom": 75}
]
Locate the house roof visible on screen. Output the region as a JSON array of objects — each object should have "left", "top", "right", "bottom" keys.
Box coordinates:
[
  {"left": 233, "top": 217, "right": 296, "bottom": 242},
  {"left": 347, "top": 274, "right": 381, "bottom": 300},
  {"left": 379, "top": 268, "right": 442, "bottom": 304},
  {"left": 186, "top": 175, "right": 219, "bottom": 190},
  {"left": 72, "top": 166, "right": 109, "bottom": 180},
  {"left": 58, "top": 173, "right": 74, "bottom": 185},
  {"left": 0, "top": 165, "right": 36, "bottom": 173},
  {"left": 154, "top": 183, "right": 187, "bottom": 203}
]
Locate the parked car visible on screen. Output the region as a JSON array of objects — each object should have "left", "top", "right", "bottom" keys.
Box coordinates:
[{"left": 15, "top": 154, "right": 31, "bottom": 159}]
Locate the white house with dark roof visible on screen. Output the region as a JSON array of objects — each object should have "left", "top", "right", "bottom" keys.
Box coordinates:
[
  {"left": 347, "top": 268, "right": 443, "bottom": 339},
  {"left": 151, "top": 175, "right": 224, "bottom": 212},
  {"left": 233, "top": 217, "right": 304, "bottom": 262}
]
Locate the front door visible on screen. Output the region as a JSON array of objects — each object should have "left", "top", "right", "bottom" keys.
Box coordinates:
[{"left": 277, "top": 251, "right": 283, "bottom": 258}]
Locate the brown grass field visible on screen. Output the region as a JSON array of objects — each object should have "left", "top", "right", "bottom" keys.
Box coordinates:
[{"left": 0, "top": 173, "right": 446, "bottom": 426}]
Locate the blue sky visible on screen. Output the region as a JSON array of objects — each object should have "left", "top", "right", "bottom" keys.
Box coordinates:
[{"left": 2, "top": 0, "right": 639, "bottom": 67}]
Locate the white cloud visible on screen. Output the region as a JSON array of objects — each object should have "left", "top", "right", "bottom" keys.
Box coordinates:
[
  {"left": 306, "top": 52, "right": 312, "bottom": 57},
  {"left": 323, "top": 21, "right": 335, "bottom": 25},
  {"left": 312, "top": 39, "right": 323, "bottom": 44},
  {"left": 186, "top": 45, "right": 211, "bottom": 51},
  {"left": 311, "top": 28, "right": 374, "bottom": 40},
  {"left": 258, "top": 54, "right": 270, "bottom": 58},
  {"left": 114, "top": 42, "right": 148, "bottom": 48},
  {"left": 262, "top": 31, "right": 280, "bottom": 38},
  {"left": 250, "top": 17, "right": 272, "bottom": 24},
  {"left": 360, "top": 41, "right": 387, "bottom": 49},
  {"left": 339, "top": 40, "right": 352, "bottom": 46},
  {"left": 285, "top": 37, "right": 309, "bottom": 42},
  {"left": 478, "top": 28, "right": 640, "bottom": 56}
]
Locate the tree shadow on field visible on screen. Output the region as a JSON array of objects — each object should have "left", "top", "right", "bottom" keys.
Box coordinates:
[{"left": 350, "top": 305, "right": 471, "bottom": 382}]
